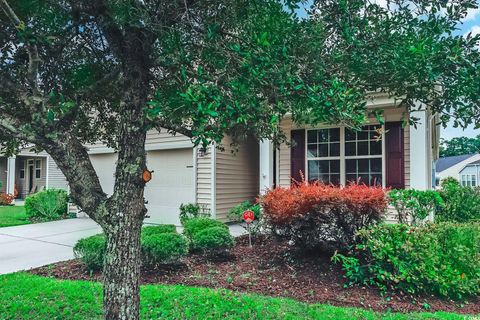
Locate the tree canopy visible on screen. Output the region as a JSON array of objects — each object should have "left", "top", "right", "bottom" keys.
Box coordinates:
[{"left": 440, "top": 135, "right": 480, "bottom": 157}]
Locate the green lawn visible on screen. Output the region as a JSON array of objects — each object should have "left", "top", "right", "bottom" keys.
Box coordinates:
[
  {"left": 0, "top": 206, "right": 29, "bottom": 228},
  {"left": 0, "top": 273, "right": 474, "bottom": 320}
]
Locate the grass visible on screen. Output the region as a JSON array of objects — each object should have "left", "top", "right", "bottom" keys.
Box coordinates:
[
  {"left": 0, "top": 273, "right": 475, "bottom": 320},
  {"left": 0, "top": 206, "right": 29, "bottom": 228}
]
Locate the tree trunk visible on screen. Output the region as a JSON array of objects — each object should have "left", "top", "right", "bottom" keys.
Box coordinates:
[{"left": 103, "top": 213, "right": 143, "bottom": 320}]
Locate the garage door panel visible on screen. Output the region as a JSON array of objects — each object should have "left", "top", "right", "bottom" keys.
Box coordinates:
[
  {"left": 90, "top": 153, "right": 117, "bottom": 196},
  {"left": 144, "top": 149, "right": 194, "bottom": 225}
]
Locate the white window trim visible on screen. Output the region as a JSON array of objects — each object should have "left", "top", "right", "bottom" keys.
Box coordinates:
[
  {"left": 305, "top": 125, "right": 386, "bottom": 187},
  {"left": 35, "top": 159, "right": 42, "bottom": 180},
  {"left": 19, "top": 160, "right": 26, "bottom": 180}
]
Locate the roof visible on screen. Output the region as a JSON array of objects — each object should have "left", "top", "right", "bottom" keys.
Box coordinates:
[
  {"left": 436, "top": 154, "right": 477, "bottom": 173},
  {"left": 464, "top": 159, "right": 480, "bottom": 166}
]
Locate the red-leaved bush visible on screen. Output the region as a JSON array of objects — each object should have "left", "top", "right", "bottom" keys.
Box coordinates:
[
  {"left": 0, "top": 193, "right": 14, "bottom": 206},
  {"left": 260, "top": 182, "right": 388, "bottom": 251}
]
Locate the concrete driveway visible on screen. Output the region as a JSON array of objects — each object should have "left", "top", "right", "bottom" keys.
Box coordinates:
[
  {"left": 0, "top": 218, "right": 102, "bottom": 274},
  {"left": 0, "top": 218, "right": 246, "bottom": 275}
]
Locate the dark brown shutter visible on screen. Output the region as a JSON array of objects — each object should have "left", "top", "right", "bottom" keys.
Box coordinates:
[
  {"left": 385, "top": 122, "right": 405, "bottom": 189},
  {"left": 290, "top": 129, "right": 306, "bottom": 184}
]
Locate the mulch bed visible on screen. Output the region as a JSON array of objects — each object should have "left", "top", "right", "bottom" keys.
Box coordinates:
[{"left": 30, "top": 235, "right": 479, "bottom": 314}]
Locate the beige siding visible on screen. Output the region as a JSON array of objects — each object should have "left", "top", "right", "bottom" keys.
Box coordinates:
[
  {"left": 215, "top": 137, "right": 259, "bottom": 222},
  {"left": 86, "top": 129, "right": 192, "bottom": 153},
  {"left": 47, "top": 157, "right": 69, "bottom": 190},
  {"left": 196, "top": 146, "right": 212, "bottom": 212}
]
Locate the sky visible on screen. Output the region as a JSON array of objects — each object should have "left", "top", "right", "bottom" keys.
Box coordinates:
[{"left": 296, "top": 1, "right": 480, "bottom": 140}]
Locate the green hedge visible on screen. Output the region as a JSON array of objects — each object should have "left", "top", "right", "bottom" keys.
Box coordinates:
[
  {"left": 74, "top": 225, "right": 187, "bottom": 271},
  {"left": 73, "top": 234, "right": 106, "bottom": 271},
  {"left": 191, "top": 226, "right": 235, "bottom": 253},
  {"left": 24, "top": 189, "right": 69, "bottom": 222},
  {"left": 333, "top": 223, "right": 480, "bottom": 299},
  {"left": 141, "top": 233, "right": 188, "bottom": 265},
  {"left": 182, "top": 217, "right": 228, "bottom": 241},
  {"left": 438, "top": 179, "right": 480, "bottom": 222}
]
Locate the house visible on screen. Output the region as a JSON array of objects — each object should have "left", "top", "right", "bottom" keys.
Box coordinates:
[
  {"left": 1, "top": 94, "right": 440, "bottom": 224},
  {"left": 435, "top": 153, "right": 480, "bottom": 186},
  {"left": 0, "top": 149, "right": 68, "bottom": 200},
  {"left": 458, "top": 160, "right": 480, "bottom": 187}
]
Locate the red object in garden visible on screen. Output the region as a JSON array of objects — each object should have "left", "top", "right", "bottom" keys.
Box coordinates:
[{"left": 243, "top": 210, "right": 255, "bottom": 224}]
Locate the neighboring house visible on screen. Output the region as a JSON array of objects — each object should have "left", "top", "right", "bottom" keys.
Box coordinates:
[
  {"left": 0, "top": 149, "right": 69, "bottom": 200},
  {"left": 1, "top": 94, "right": 440, "bottom": 225},
  {"left": 458, "top": 160, "right": 480, "bottom": 187},
  {"left": 435, "top": 153, "right": 480, "bottom": 186}
]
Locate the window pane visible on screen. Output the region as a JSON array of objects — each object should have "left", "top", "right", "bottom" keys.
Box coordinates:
[
  {"left": 357, "top": 141, "right": 369, "bottom": 156},
  {"left": 307, "top": 131, "right": 317, "bottom": 144},
  {"left": 318, "top": 144, "right": 329, "bottom": 157},
  {"left": 346, "top": 174, "right": 357, "bottom": 184},
  {"left": 346, "top": 159, "right": 356, "bottom": 173},
  {"left": 35, "top": 160, "right": 41, "bottom": 169},
  {"left": 370, "top": 174, "right": 382, "bottom": 186},
  {"left": 358, "top": 159, "right": 369, "bottom": 173},
  {"left": 330, "top": 143, "right": 340, "bottom": 157},
  {"left": 345, "top": 142, "right": 356, "bottom": 156},
  {"left": 307, "top": 144, "right": 317, "bottom": 157},
  {"left": 357, "top": 130, "right": 368, "bottom": 141},
  {"left": 371, "top": 158, "right": 382, "bottom": 173},
  {"left": 358, "top": 174, "right": 370, "bottom": 185},
  {"left": 330, "top": 174, "right": 341, "bottom": 186},
  {"left": 308, "top": 160, "right": 319, "bottom": 176},
  {"left": 36, "top": 170, "right": 41, "bottom": 179},
  {"left": 330, "top": 128, "right": 340, "bottom": 142},
  {"left": 370, "top": 140, "right": 381, "bottom": 155},
  {"left": 318, "top": 130, "right": 329, "bottom": 142},
  {"left": 318, "top": 160, "right": 329, "bottom": 174},
  {"left": 330, "top": 160, "right": 340, "bottom": 173},
  {"left": 20, "top": 170, "right": 25, "bottom": 179},
  {"left": 345, "top": 128, "right": 356, "bottom": 141}
]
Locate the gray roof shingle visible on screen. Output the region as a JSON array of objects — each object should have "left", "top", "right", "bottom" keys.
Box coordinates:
[{"left": 436, "top": 154, "right": 477, "bottom": 173}]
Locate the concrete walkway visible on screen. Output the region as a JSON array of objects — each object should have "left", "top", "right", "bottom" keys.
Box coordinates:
[{"left": 0, "top": 218, "right": 246, "bottom": 275}]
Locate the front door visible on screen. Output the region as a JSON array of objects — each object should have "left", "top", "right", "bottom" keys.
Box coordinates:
[{"left": 27, "top": 160, "right": 34, "bottom": 193}]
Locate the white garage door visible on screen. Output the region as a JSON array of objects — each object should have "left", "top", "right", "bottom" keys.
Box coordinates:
[
  {"left": 90, "top": 153, "right": 117, "bottom": 196},
  {"left": 145, "top": 149, "right": 194, "bottom": 225},
  {"left": 90, "top": 149, "right": 195, "bottom": 225}
]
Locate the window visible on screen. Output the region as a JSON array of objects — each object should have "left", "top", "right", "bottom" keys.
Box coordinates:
[
  {"left": 307, "top": 128, "right": 341, "bottom": 185},
  {"left": 35, "top": 159, "right": 42, "bottom": 179},
  {"left": 345, "top": 125, "right": 383, "bottom": 186},
  {"left": 19, "top": 160, "right": 25, "bottom": 179},
  {"left": 306, "top": 125, "right": 384, "bottom": 187},
  {"left": 461, "top": 174, "right": 477, "bottom": 187}
]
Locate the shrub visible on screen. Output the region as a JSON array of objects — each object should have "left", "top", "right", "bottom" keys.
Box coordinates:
[
  {"left": 191, "top": 226, "right": 235, "bottom": 254},
  {"left": 333, "top": 223, "right": 480, "bottom": 299},
  {"left": 141, "top": 233, "right": 189, "bottom": 265},
  {"left": 388, "top": 189, "right": 444, "bottom": 225},
  {"left": 142, "top": 225, "right": 177, "bottom": 238},
  {"left": 73, "top": 234, "right": 106, "bottom": 271},
  {"left": 182, "top": 217, "right": 228, "bottom": 241},
  {"left": 227, "top": 200, "right": 262, "bottom": 236},
  {"left": 260, "top": 182, "right": 387, "bottom": 251},
  {"left": 179, "top": 203, "right": 210, "bottom": 225},
  {"left": 438, "top": 179, "right": 480, "bottom": 222},
  {"left": 24, "top": 189, "right": 69, "bottom": 222},
  {"left": 0, "top": 193, "right": 14, "bottom": 206}
]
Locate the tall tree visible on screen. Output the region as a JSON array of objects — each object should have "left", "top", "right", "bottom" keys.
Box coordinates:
[
  {"left": 440, "top": 135, "right": 480, "bottom": 157},
  {"left": 1, "top": 0, "right": 479, "bottom": 318}
]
